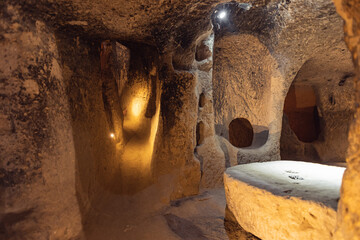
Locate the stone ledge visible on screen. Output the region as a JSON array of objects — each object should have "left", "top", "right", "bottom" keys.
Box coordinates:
[{"left": 224, "top": 161, "right": 345, "bottom": 240}]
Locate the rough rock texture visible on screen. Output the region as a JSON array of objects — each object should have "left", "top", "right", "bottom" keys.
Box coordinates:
[
  {"left": 224, "top": 161, "right": 345, "bottom": 240},
  {"left": 332, "top": 0, "right": 360, "bottom": 239},
  {"left": 190, "top": 32, "right": 226, "bottom": 189},
  {"left": 280, "top": 60, "right": 355, "bottom": 163},
  {"left": 213, "top": 34, "right": 273, "bottom": 140},
  {"left": 80, "top": 188, "right": 258, "bottom": 240},
  {"left": 0, "top": 1, "right": 207, "bottom": 238},
  {"left": 212, "top": 0, "right": 354, "bottom": 167},
  {"left": 1, "top": 0, "right": 360, "bottom": 239},
  {"left": 224, "top": 207, "right": 260, "bottom": 240},
  {"left": 0, "top": 5, "right": 82, "bottom": 239},
  {"left": 154, "top": 68, "right": 201, "bottom": 199},
  {"left": 276, "top": 0, "right": 354, "bottom": 164}
]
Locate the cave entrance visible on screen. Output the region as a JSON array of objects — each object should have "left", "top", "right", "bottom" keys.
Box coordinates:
[
  {"left": 280, "top": 82, "right": 323, "bottom": 162},
  {"left": 283, "top": 85, "right": 321, "bottom": 143},
  {"left": 280, "top": 58, "right": 355, "bottom": 164}
]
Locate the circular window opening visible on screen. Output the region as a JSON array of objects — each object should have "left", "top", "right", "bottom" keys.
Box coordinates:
[
  {"left": 229, "top": 118, "right": 253, "bottom": 148},
  {"left": 196, "top": 121, "right": 205, "bottom": 146},
  {"left": 199, "top": 93, "right": 205, "bottom": 108}
]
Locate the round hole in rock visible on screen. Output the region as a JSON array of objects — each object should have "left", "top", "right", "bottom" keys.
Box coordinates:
[
  {"left": 199, "top": 93, "right": 205, "bottom": 108},
  {"left": 228, "top": 118, "right": 254, "bottom": 148},
  {"left": 196, "top": 121, "right": 205, "bottom": 146}
]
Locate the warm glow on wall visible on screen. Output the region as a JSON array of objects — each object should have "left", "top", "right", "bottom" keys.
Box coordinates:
[
  {"left": 129, "top": 88, "right": 148, "bottom": 118},
  {"left": 118, "top": 83, "right": 161, "bottom": 194},
  {"left": 131, "top": 98, "right": 144, "bottom": 117}
]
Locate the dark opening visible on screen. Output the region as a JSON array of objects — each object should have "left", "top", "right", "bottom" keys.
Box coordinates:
[
  {"left": 283, "top": 85, "right": 321, "bottom": 142},
  {"left": 199, "top": 93, "right": 205, "bottom": 108},
  {"left": 228, "top": 118, "right": 253, "bottom": 148},
  {"left": 196, "top": 121, "right": 205, "bottom": 146}
]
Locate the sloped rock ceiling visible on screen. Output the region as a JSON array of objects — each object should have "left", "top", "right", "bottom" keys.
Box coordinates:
[{"left": 6, "top": 0, "right": 271, "bottom": 49}]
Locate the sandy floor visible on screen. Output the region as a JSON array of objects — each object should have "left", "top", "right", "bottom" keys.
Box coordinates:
[
  {"left": 83, "top": 188, "right": 259, "bottom": 240},
  {"left": 81, "top": 160, "right": 346, "bottom": 240}
]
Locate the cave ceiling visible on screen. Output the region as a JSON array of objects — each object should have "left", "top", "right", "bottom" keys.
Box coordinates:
[{"left": 10, "top": 0, "right": 270, "bottom": 49}]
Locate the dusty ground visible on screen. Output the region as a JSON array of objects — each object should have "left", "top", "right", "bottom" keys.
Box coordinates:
[{"left": 83, "top": 188, "right": 259, "bottom": 240}]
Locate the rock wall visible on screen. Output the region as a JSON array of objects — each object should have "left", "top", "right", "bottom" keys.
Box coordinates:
[
  {"left": 332, "top": 0, "right": 360, "bottom": 239},
  {"left": 192, "top": 32, "right": 227, "bottom": 188},
  {"left": 281, "top": 77, "right": 355, "bottom": 163},
  {"left": 213, "top": 32, "right": 280, "bottom": 165},
  {"left": 0, "top": 2, "right": 207, "bottom": 238},
  {"left": 212, "top": 0, "right": 354, "bottom": 167},
  {"left": 276, "top": 0, "right": 354, "bottom": 165},
  {"left": 2, "top": 0, "right": 360, "bottom": 239},
  {"left": 0, "top": 5, "right": 82, "bottom": 239},
  {"left": 153, "top": 65, "right": 201, "bottom": 199},
  {"left": 213, "top": 34, "right": 273, "bottom": 142}
]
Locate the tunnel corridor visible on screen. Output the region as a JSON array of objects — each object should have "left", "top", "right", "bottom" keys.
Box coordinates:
[{"left": 1, "top": 0, "right": 360, "bottom": 240}]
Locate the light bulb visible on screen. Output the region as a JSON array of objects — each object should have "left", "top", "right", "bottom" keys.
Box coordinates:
[{"left": 218, "top": 11, "right": 227, "bottom": 19}]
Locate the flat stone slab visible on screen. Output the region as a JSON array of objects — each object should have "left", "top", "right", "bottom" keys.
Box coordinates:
[{"left": 224, "top": 161, "right": 345, "bottom": 240}]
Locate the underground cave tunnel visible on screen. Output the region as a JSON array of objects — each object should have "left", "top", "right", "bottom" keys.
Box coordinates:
[{"left": 1, "top": 0, "right": 360, "bottom": 240}]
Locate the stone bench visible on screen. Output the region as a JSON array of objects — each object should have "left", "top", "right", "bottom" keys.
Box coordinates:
[{"left": 224, "top": 161, "right": 345, "bottom": 240}]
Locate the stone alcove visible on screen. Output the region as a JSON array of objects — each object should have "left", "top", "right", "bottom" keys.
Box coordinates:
[
  {"left": 228, "top": 118, "right": 253, "bottom": 148},
  {"left": 196, "top": 121, "right": 205, "bottom": 146},
  {"left": 281, "top": 57, "right": 354, "bottom": 163},
  {"left": 283, "top": 84, "right": 321, "bottom": 143}
]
